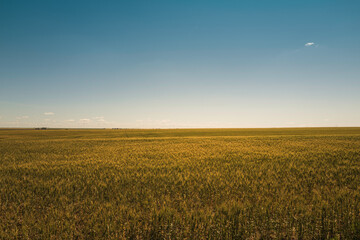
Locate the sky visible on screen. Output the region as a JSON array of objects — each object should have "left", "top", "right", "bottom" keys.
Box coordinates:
[{"left": 1, "top": 0, "right": 360, "bottom": 128}]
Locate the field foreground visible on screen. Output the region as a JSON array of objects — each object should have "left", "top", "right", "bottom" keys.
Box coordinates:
[{"left": 1, "top": 128, "right": 360, "bottom": 239}]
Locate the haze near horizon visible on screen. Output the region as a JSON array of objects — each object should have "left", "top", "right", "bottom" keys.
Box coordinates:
[{"left": 1, "top": 0, "right": 360, "bottom": 128}]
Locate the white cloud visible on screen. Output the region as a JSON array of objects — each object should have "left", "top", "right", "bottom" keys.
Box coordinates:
[
  {"left": 79, "top": 118, "right": 91, "bottom": 124},
  {"left": 65, "top": 119, "right": 75, "bottom": 122},
  {"left": 44, "top": 112, "right": 55, "bottom": 116},
  {"left": 305, "top": 42, "right": 315, "bottom": 47},
  {"left": 94, "top": 116, "right": 106, "bottom": 122},
  {"left": 16, "top": 116, "right": 29, "bottom": 120}
]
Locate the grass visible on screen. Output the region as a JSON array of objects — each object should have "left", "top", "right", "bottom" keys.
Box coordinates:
[{"left": 1, "top": 128, "right": 360, "bottom": 239}]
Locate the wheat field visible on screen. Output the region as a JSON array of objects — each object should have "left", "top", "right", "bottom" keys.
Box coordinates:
[{"left": 1, "top": 128, "right": 360, "bottom": 239}]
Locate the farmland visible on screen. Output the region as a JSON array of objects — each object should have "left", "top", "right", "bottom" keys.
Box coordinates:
[{"left": 1, "top": 128, "right": 360, "bottom": 239}]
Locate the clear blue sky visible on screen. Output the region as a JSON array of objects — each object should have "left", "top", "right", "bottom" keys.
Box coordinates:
[{"left": 1, "top": 0, "right": 360, "bottom": 128}]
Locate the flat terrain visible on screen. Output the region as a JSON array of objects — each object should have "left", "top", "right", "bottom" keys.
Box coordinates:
[{"left": 1, "top": 128, "right": 360, "bottom": 239}]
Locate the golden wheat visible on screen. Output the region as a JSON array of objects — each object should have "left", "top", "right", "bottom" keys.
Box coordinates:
[{"left": 1, "top": 128, "right": 360, "bottom": 239}]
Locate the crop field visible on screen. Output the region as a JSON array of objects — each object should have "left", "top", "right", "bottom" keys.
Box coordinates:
[{"left": 1, "top": 128, "right": 360, "bottom": 239}]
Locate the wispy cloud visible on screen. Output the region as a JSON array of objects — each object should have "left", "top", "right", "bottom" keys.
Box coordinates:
[
  {"left": 79, "top": 118, "right": 91, "bottom": 124},
  {"left": 44, "top": 112, "right": 55, "bottom": 116},
  {"left": 93, "top": 116, "right": 106, "bottom": 122},
  {"left": 305, "top": 42, "right": 315, "bottom": 47},
  {"left": 16, "top": 116, "right": 29, "bottom": 120},
  {"left": 65, "top": 119, "right": 75, "bottom": 122},
  {"left": 43, "top": 118, "right": 56, "bottom": 123}
]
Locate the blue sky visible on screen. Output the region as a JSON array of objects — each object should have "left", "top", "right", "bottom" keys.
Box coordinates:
[{"left": 1, "top": 0, "right": 360, "bottom": 128}]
